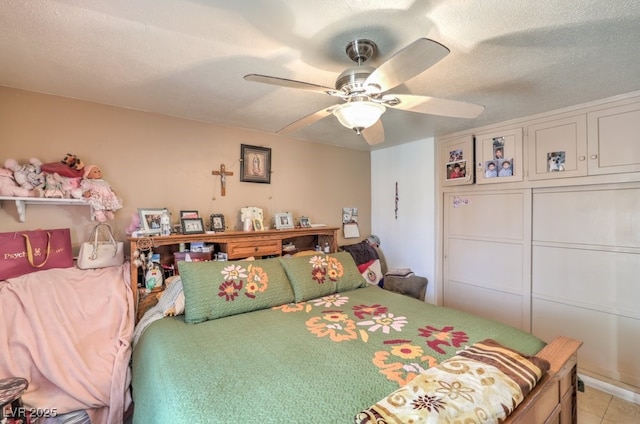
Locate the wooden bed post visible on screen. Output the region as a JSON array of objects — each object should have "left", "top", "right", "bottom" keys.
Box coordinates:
[{"left": 505, "top": 336, "right": 582, "bottom": 424}]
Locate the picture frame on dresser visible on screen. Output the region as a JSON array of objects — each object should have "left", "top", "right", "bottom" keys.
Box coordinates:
[
  {"left": 240, "top": 144, "right": 271, "bottom": 184},
  {"left": 209, "top": 214, "right": 225, "bottom": 232},
  {"left": 440, "top": 135, "right": 475, "bottom": 186},
  {"left": 299, "top": 216, "right": 311, "bottom": 228},
  {"left": 274, "top": 212, "right": 294, "bottom": 230},
  {"left": 138, "top": 208, "right": 165, "bottom": 235},
  {"left": 180, "top": 210, "right": 199, "bottom": 219},
  {"left": 181, "top": 217, "right": 205, "bottom": 235}
]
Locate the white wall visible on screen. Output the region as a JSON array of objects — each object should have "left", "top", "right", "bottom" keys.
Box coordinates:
[{"left": 371, "top": 138, "right": 436, "bottom": 303}]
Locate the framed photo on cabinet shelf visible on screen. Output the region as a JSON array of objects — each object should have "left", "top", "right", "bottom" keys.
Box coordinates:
[
  {"left": 440, "top": 135, "right": 474, "bottom": 186},
  {"left": 274, "top": 212, "right": 294, "bottom": 230},
  {"left": 209, "top": 214, "right": 225, "bottom": 232},
  {"left": 240, "top": 144, "right": 271, "bottom": 184},
  {"left": 253, "top": 219, "right": 264, "bottom": 231},
  {"left": 138, "top": 208, "right": 165, "bottom": 235},
  {"left": 180, "top": 210, "right": 199, "bottom": 219},
  {"left": 299, "top": 216, "right": 311, "bottom": 228},
  {"left": 181, "top": 218, "right": 205, "bottom": 235}
]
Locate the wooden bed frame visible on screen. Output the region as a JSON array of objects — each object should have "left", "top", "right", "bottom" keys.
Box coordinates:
[{"left": 505, "top": 336, "right": 582, "bottom": 424}]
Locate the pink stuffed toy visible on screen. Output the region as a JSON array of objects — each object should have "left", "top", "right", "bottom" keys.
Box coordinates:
[
  {"left": 81, "top": 165, "right": 123, "bottom": 222},
  {"left": 4, "top": 158, "right": 45, "bottom": 191},
  {"left": 0, "top": 167, "right": 39, "bottom": 197}
]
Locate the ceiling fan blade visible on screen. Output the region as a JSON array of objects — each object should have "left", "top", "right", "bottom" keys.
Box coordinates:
[
  {"left": 244, "top": 74, "right": 337, "bottom": 95},
  {"left": 362, "top": 119, "right": 385, "bottom": 145},
  {"left": 276, "top": 107, "right": 335, "bottom": 134},
  {"left": 383, "top": 94, "right": 485, "bottom": 119},
  {"left": 365, "top": 38, "right": 450, "bottom": 93}
]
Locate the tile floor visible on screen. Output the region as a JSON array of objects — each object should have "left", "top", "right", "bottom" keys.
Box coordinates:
[{"left": 578, "top": 385, "right": 640, "bottom": 424}]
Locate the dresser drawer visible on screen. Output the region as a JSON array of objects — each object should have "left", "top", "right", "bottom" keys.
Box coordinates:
[{"left": 222, "top": 241, "right": 281, "bottom": 259}]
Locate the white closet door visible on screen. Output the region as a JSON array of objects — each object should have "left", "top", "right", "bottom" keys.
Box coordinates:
[
  {"left": 443, "top": 190, "right": 532, "bottom": 331},
  {"left": 531, "top": 183, "right": 640, "bottom": 388}
]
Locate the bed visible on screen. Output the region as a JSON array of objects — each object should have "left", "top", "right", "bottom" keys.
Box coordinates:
[
  {"left": 131, "top": 253, "right": 581, "bottom": 423},
  {"left": 0, "top": 263, "right": 134, "bottom": 423}
]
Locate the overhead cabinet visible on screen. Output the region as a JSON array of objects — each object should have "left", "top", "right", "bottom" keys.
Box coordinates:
[
  {"left": 528, "top": 101, "right": 640, "bottom": 181},
  {"left": 527, "top": 115, "right": 588, "bottom": 180},
  {"left": 587, "top": 101, "right": 640, "bottom": 175},
  {"left": 474, "top": 127, "right": 524, "bottom": 184}
]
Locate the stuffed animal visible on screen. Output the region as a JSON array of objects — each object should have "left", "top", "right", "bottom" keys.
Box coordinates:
[
  {"left": 62, "top": 153, "right": 84, "bottom": 171},
  {"left": 0, "top": 167, "right": 39, "bottom": 197},
  {"left": 126, "top": 212, "right": 142, "bottom": 235},
  {"left": 4, "top": 158, "right": 45, "bottom": 191},
  {"left": 81, "top": 164, "right": 123, "bottom": 222},
  {"left": 61, "top": 175, "right": 83, "bottom": 199},
  {"left": 41, "top": 153, "right": 84, "bottom": 178},
  {"left": 43, "top": 172, "right": 65, "bottom": 198}
]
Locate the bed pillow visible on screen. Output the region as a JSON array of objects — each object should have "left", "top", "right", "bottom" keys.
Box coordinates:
[
  {"left": 355, "top": 339, "right": 550, "bottom": 423},
  {"left": 179, "top": 258, "right": 295, "bottom": 323},
  {"left": 279, "top": 252, "right": 366, "bottom": 302},
  {"left": 358, "top": 259, "right": 383, "bottom": 286}
]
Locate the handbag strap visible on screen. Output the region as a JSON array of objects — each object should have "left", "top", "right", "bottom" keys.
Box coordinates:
[
  {"left": 88, "top": 223, "right": 118, "bottom": 259},
  {"left": 22, "top": 232, "right": 52, "bottom": 268}
]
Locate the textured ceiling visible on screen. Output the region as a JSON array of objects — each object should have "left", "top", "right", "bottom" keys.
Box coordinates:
[{"left": 2, "top": 1, "right": 640, "bottom": 151}]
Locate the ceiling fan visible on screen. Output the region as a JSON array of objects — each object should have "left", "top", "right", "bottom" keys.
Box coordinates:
[{"left": 244, "top": 38, "right": 485, "bottom": 145}]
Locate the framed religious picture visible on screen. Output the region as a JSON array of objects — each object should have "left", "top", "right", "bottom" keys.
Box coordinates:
[{"left": 240, "top": 144, "right": 271, "bottom": 184}]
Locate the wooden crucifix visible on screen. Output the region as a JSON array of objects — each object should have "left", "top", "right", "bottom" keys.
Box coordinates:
[{"left": 212, "top": 163, "right": 233, "bottom": 196}]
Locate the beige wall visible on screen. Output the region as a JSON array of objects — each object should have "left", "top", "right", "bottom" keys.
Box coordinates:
[{"left": 0, "top": 87, "right": 371, "bottom": 251}]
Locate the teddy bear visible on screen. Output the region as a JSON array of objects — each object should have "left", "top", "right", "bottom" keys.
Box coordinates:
[
  {"left": 4, "top": 158, "right": 45, "bottom": 191},
  {"left": 0, "top": 167, "right": 39, "bottom": 197}
]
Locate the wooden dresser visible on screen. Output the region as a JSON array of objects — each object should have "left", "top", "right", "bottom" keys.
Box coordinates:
[{"left": 128, "top": 226, "right": 339, "bottom": 304}]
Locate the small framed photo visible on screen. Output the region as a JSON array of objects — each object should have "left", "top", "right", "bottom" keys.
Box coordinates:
[
  {"left": 240, "top": 144, "right": 271, "bottom": 184},
  {"left": 253, "top": 219, "right": 264, "bottom": 231},
  {"left": 274, "top": 212, "right": 294, "bottom": 230},
  {"left": 209, "top": 214, "right": 226, "bottom": 232},
  {"left": 299, "top": 216, "right": 311, "bottom": 228},
  {"left": 180, "top": 210, "right": 199, "bottom": 219},
  {"left": 181, "top": 217, "right": 205, "bottom": 235},
  {"left": 138, "top": 208, "right": 166, "bottom": 235}
]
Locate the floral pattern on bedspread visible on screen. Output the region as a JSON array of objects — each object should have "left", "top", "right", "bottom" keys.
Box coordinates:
[{"left": 274, "top": 294, "right": 470, "bottom": 387}]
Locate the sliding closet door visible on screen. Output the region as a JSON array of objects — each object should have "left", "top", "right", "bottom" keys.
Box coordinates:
[
  {"left": 531, "top": 183, "right": 640, "bottom": 387},
  {"left": 443, "top": 189, "right": 532, "bottom": 331}
]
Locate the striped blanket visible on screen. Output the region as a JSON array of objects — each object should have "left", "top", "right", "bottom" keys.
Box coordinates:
[{"left": 355, "top": 339, "right": 550, "bottom": 424}]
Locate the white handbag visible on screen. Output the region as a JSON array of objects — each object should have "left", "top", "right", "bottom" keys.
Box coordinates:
[{"left": 77, "top": 223, "right": 125, "bottom": 269}]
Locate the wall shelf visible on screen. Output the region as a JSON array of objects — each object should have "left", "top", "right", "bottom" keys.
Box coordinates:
[{"left": 0, "top": 196, "right": 94, "bottom": 222}]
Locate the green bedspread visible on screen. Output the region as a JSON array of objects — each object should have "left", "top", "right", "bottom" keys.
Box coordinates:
[{"left": 131, "top": 286, "right": 545, "bottom": 423}]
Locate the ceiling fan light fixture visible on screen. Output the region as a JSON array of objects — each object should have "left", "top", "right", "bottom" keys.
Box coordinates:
[{"left": 332, "top": 101, "right": 385, "bottom": 132}]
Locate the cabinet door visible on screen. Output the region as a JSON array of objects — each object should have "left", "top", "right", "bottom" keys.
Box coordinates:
[
  {"left": 475, "top": 127, "right": 523, "bottom": 184},
  {"left": 440, "top": 135, "right": 474, "bottom": 186},
  {"left": 527, "top": 115, "right": 587, "bottom": 180},
  {"left": 587, "top": 102, "right": 640, "bottom": 175}
]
